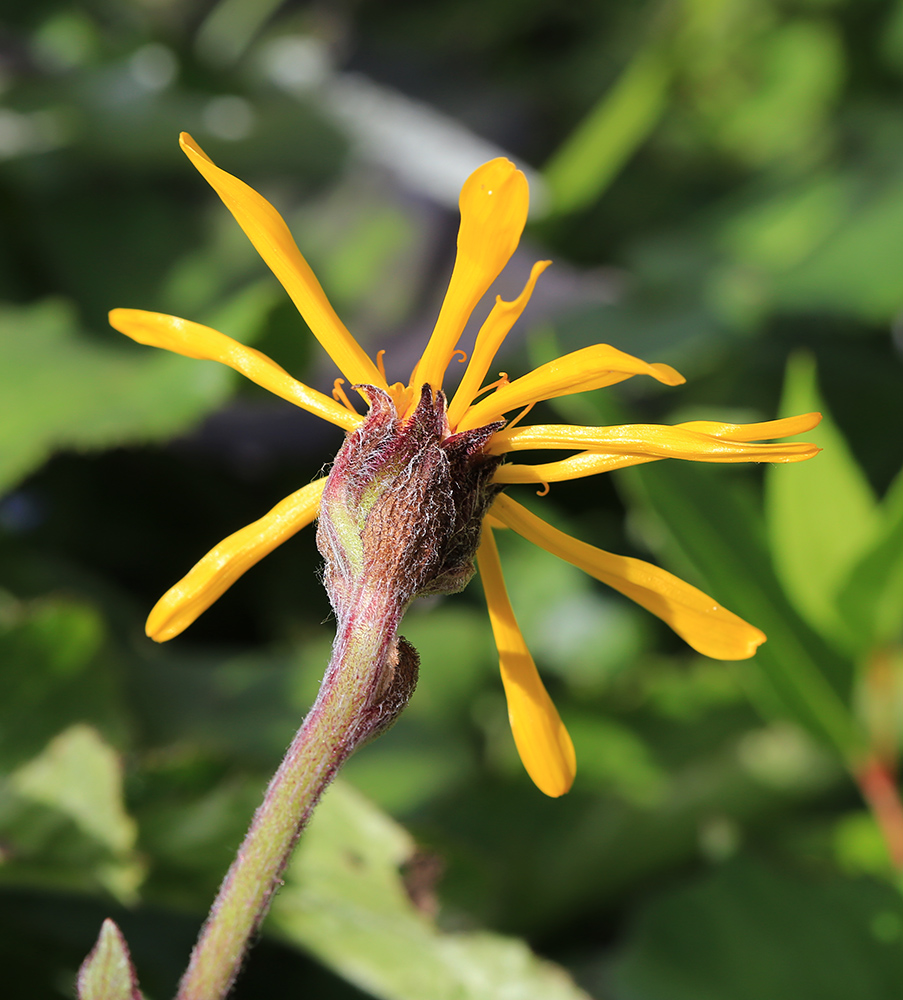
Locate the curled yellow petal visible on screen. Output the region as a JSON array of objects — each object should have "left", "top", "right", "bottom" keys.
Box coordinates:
[
  {"left": 489, "top": 422, "right": 821, "bottom": 462},
  {"left": 179, "top": 133, "right": 384, "bottom": 388},
  {"left": 477, "top": 529, "right": 576, "bottom": 797},
  {"left": 109, "top": 308, "right": 362, "bottom": 431},
  {"left": 446, "top": 259, "right": 551, "bottom": 430},
  {"left": 492, "top": 494, "right": 765, "bottom": 660},
  {"left": 409, "top": 158, "right": 529, "bottom": 395},
  {"left": 490, "top": 413, "right": 823, "bottom": 483},
  {"left": 147, "top": 479, "right": 326, "bottom": 642},
  {"left": 495, "top": 453, "right": 654, "bottom": 484},
  {"left": 678, "top": 412, "right": 822, "bottom": 440},
  {"left": 457, "top": 345, "right": 685, "bottom": 432}
]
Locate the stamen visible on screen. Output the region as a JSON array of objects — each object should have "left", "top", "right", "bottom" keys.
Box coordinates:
[
  {"left": 452, "top": 349, "right": 468, "bottom": 364},
  {"left": 332, "top": 378, "right": 359, "bottom": 414},
  {"left": 505, "top": 402, "right": 535, "bottom": 432},
  {"left": 475, "top": 372, "right": 510, "bottom": 400},
  {"left": 376, "top": 349, "right": 387, "bottom": 382}
]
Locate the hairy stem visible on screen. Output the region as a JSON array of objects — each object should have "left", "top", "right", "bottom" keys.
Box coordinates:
[{"left": 175, "top": 588, "right": 409, "bottom": 1000}]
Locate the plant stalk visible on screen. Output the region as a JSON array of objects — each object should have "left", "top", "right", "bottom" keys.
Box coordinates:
[
  {"left": 855, "top": 756, "right": 903, "bottom": 872},
  {"left": 175, "top": 587, "right": 408, "bottom": 1000}
]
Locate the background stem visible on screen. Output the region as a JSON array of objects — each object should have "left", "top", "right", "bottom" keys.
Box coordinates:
[{"left": 855, "top": 757, "right": 903, "bottom": 872}]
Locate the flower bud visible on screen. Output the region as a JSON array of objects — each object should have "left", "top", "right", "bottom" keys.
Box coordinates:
[{"left": 316, "top": 384, "right": 503, "bottom": 624}]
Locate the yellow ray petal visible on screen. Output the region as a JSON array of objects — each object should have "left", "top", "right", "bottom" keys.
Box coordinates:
[
  {"left": 446, "top": 259, "right": 551, "bottom": 430},
  {"left": 457, "top": 345, "right": 685, "bottom": 432},
  {"left": 109, "top": 308, "right": 362, "bottom": 432},
  {"left": 495, "top": 453, "right": 657, "bottom": 485},
  {"left": 677, "top": 412, "right": 822, "bottom": 440},
  {"left": 477, "top": 529, "right": 576, "bottom": 797},
  {"left": 147, "top": 479, "right": 326, "bottom": 642},
  {"left": 179, "top": 133, "right": 384, "bottom": 388},
  {"left": 409, "top": 158, "right": 529, "bottom": 394},
  {"left": 492, "top": 494, "right": 765, "bottom": 660},
  {"left": 488, "top": 422, "right": 820, "bottom": 461}
]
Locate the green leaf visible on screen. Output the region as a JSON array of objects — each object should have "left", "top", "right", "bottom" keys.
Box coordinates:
[
  {"left": 543, "top": 45, "right": 670, "bottom": 216},
  {"left": 837, "top": 464, "right": 903, "bottom": 645},
  {"left": 77, "top": 919, "right": 142, "bottom": 1000},
  {"left": 766, "top": 352, "right": 880, "bottom": 652},
  {"left": 562, "top": 713, "right": 667, "bottom": 806},
  {"left": 711, "top": 20, "right": 844, "bottom": 167},
  {"left": 610, "top": 857, "right": 903, "bottom": 1000},
  {"left": 0, "top": 298, "right": 235, "bottom": 495},
  {"left": 271, "top": 781, "right": 591, "bottom": 1000},
  {"left": 771, "top": 166, "right": 903, "bottom": 322},
  {"left": 0, "top": 725, "right": 145, "bottom": 902},
  {"left": 621, "top": 460, "right": 858, "bottom": 754},
  {"left": 0, "top": 593, "right": 123, "bottom": 770}
]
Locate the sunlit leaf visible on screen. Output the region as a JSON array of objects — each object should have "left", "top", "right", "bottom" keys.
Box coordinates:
[
  {"left": 837, "top": 464, "right": 903, "bottom": 646},
  {"left": 766, "top": 352, "right": 880, "bottom": 653},
  {"left": 271, "top": 781, "right": 591, "bottom": 1000},
  {"left": 543, "top": 45, "right": 670, "bottom": 215},
  {"left": 622, "top": 460, "right": 858, "bottom": 753},
  {"left": 0, "top": 593, "right": 121, "bottom": 770},
  {"left": 0, "top": 725, "right": 144, "bottom": 902},
  {"left": 0, "top": 299, "right": 237, "bottom": 495}
]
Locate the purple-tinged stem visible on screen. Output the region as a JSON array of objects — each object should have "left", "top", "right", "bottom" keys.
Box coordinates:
[{"left": 175, "top": 587, "right": 409, "bottom": 1000}]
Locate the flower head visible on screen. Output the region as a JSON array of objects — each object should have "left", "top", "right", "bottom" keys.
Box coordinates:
[{"left": 110, "top": 134, "right": 820, "bottom": 797}]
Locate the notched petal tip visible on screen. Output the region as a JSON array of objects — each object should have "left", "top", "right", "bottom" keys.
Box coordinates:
[
  {"left": 458, "top": 156, "right": 529, "bottom": 269},
  {"left": 410, "top": 157, "right": 531, "bottom": 394},
  {"left": 145, "top": 479, "right": 325, "bottom": 642},
  {"left": 493, "top": 494, "right": 767, "bottom": 662},
  {"left": 179, "top": 131, "right": 211, "bottom": 163},
  {"left": 109, "top": 308, "right": 360, "bottom": 429},
  {"left": 108, "top": 306, "right": 153, "bottom": 340},
  {"left": 649, "top": 362, "right": 686, "bottom": 386},
  {"left": 477, "top": 531, "right": 577, "bottom": 797},
  {"left": 145, "top": 594, "right": 189, "bottom": 643},
  {"left": 502, "top": 648, "right": 577, "bottom": 797},
  {"left": 175, "top": 131, "right": 384, "bottom": 389},
  {"left": 459, "top": 344, "right": 687, "bottom": 432},
  {"left": 797, "top": 411, "right": 822, "bottom": 433},
  {"left": 461, "top": 157, "right": 528, "bottom": 205}
]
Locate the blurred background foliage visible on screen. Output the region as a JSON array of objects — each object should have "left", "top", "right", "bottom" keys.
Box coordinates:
[{"left": 2, "top": 0, "right": 903, "bottom": 997}]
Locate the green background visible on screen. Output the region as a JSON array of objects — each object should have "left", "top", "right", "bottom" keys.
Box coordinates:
[{"left": 3, "top": 0, "right": 903, "bottom": 997}]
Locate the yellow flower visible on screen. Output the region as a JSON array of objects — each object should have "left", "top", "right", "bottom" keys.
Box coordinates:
[{"left": 110, "top": 133, "right": 820, "bottom": 798}]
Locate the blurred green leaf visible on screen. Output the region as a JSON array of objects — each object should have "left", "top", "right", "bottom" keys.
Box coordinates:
[
  {"left": 196, "top": 0, "right": 285, "bottom": 66},
  {"left": 11, "top": 724, "right": 137, "bottom": 865},
  {"left": 543, "top": 45, "right": 670, "bottom": 216},
  {"left": 711, "top": 19, "right": 843, "bottom": 167},
  {"left": 622, "top": 460, "right": 858, "bottom": 753},
  {"left": 833, "top": 810, "right": 893, "bottom": 879},
  {"left": 0, "top": 299, "right": 235, "bottom": 495},
  {"left": 272, "top": 781, "right": 591, "bottom": 1000},
  {"left": 421, "top": 720, "right": 839, "bottom": 939},
  {"left": 720, "top": 173, "right": 851, "bottom": 273},
  {"left": 0, "top": 725, "right": 144, "bottom": 903},
  {"left": 837, "top": 465, "right": 903, "bottom": 646},
  {"left": 0, "top": 592, "right": 123, "bottom": 771},
  {"left": 768, "top": 163, "right": 903, "bottom": 322},
  {"left": 77, "top": 919, "right": 142, "bottom": 1000},
  {"left": 766, "top": 352, "right": 880, "bottom": 652},
  {"left": 563, "top": 713, "right": 667, "bottom": 806},
  {"left": 610, "top": 857, "right": 903, "bottom": 1000}
]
